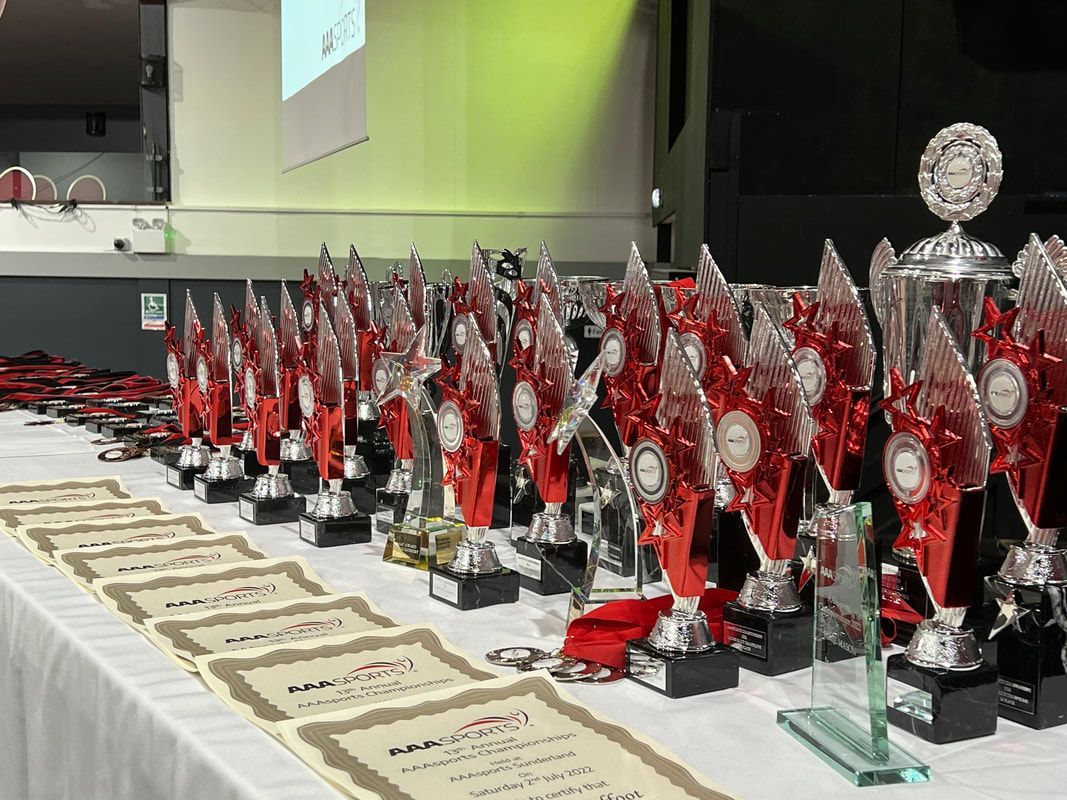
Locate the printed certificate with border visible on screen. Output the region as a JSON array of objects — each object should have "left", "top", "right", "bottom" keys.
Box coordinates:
[
  {"left": 53, "top": 532, "right": 268, "bottom": 590},
  {"left": 196, "top": 624, "right": 499, "bottom": 736},
  {"left": 15, "top": 513, "right": 216, "bottom": 563},
  {"left": 278, "top": 673, "right": 737, "bottom": 800},
  {"left": 95, "top": 556, "right": 335, "bottom": 632},
  {"left": 0, "top": 497, "right": 170, "bottom": 536},
  {"left": 0, "top": 476, "right": 131, "bottom": 507},
  {"left": 146, "top": 592, "right": 398, "bottom": 670}
]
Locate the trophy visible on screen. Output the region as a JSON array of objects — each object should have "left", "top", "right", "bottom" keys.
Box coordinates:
[
  {"left": 164, "top": 291, "right": 210, "bottom": 489},
  {"left": 977, "top": 235, "right": 1067, "bottom": 729},
  {"left": 429, "top": 316, "right": 520, "bottom": 609},
  {"left": 782, "top": 241, "right": 877, "bottom": 604},
  {"left": 882, "top": 308, "right": 997, "bottom": 744},
  {"left": 504, "top": 295, "right": 587, "bottom": 596},
  {"left": 716, "top": 307, "right": 815, "bottom": 676},
  {"left": 296, "top": 302, "right": 372, "bottom": 547},
  {"left": 192, "top": 294, "right": 256, "bottom": 503},
  {"left": 374, "top": 285, "right": 418, "bottom": 534},
  {"left": 870, "top": 124, "right": 1016, "bottom": 626},
  {"left": 276, "top": 281, "right": 319, "bottom": 494},
  {"left": 621, "top": 329, "right": 739, "bottom": 697},
  {"left": 229, "top": 280, "right": 267, "bottom": 478},
  {"left": 237, "top": 296, "right": 307, "bottom": 525},
  {"left": 331, "top": 288, "right": 374, "bottom": 515}
]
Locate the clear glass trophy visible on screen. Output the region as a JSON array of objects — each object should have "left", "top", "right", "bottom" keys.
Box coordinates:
[
  {"left": 977, "top": 235, "right": 1067, "bottom": 729},
  {"left": 778, "top": 502, "right": 929, "bottom": 786}
]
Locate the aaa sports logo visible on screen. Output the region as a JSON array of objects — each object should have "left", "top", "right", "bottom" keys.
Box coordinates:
[
  {"left": 117, "top": 552, "right": 222, "bottom": 572},
  {"left": 388, "top": 710, "right": 530, "bottom": 756},
  {"left": 287, "top": 656, "right": 414, "bottom": 693},
  {"left": 223, "top": 618, "right": 343, "bottom": 645},
  {"left": 163, "top": 583, "right": 276, "bottom": 608}
]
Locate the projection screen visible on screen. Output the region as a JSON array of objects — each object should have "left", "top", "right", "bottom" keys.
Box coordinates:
[{"left": 281, "top": 0, "right": 367, "bottom": 171}]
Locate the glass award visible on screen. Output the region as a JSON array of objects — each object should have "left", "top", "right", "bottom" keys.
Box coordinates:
[
  {"left": 193, "top": 293, "right": 256, "bottom": 503},
  {"left": 238, "top": 295, "right": 307, "bottom": 525},
  {"left": 276, "top": 281, "right": 319, "bottom": 494},
  {"left": 429, "top": 317, "right": 520, "bottom": 609},
  {"left": 778, "top": 502, "right": 929, "bottom": 786},
  {"left": 976, "top": 235, "right": 1067, "bottom": 729},
  {"left": 164, "top": 291, "right": 211, "bottom": 490},
  {"left": 716, "top": 307, "right": 815, "bottom": 675},
  {"left": 881, "top": 309, "right": 998, "bottom": 744}
]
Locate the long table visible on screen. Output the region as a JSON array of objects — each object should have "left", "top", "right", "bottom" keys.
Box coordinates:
[{"left": 0, "top": 410, "right": 1061, "bottom": 799}]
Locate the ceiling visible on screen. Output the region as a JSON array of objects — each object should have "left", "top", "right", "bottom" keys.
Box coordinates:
[{"left": 0, "top": 0, "right": 141, "bottom": 106}]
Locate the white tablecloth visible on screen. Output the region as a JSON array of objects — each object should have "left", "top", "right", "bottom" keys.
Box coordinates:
[{"left": 0, "top": 410, "right": 1063, "bottom": 800}]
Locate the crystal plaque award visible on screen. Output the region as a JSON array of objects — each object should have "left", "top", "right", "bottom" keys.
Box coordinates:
[
  {"left": 623, "top": 330, "right": 739, "bottom": 697},
  {"left": 230, "top": 281, "right": 267, "bottom": 478},
  {"left": 778, "top": 502, "right": 929, "bottom": 786},
  {"left": 378, "top": 327, "right": 465, "bottom": 570},
  {"left": 429, "top": 317, "right": 520, "bottom": 609},
  {"left": 164, "top": 291, "right": 211, "bottom": 490},
  {"left": 238, "top": 296, "right": 307, "bottom": 525},
  {"left": 331, "top": 284, "right": 375, "bottom": 516},
  {"left": 276, "top": 281, "right": 319, "bottom": 494},
  {"left": 513, "top": 298, "right": 589, "bottom": 595},
  {"left": 296, "top": 303, "right": 372, "bottom": 547},
  {"left": 716, "top": 307, "right": 816, "bottom": 676},
  {"left": 882, "top": 309, "right": 997, "bottom": 744},
  {"left": 976, "top": 235, "right": 1067, "bottom": 729},
  {"left": 193, "top": 294, "right": 256, "bottom": 503},
  {"left": 374, "top": 283, "right": 418, "bottom": 534}
]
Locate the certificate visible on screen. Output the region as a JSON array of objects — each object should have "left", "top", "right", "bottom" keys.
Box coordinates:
[
  {"left": 0, "top": 497, "right": 169, "bottom": 536},
  {"left": 0, "top": 476, "right": 130, "bottom": 507},
  {"left": 279, "top": 673, "right": 736, "bottom": 800},
  {"left": 95, "top": 556, "right": 335, "bottom": 632},
  {"left": 15, "top": 513, "right": 215, "bottom": 563},
  {"left": 146, "top": 592, "right": 397, "bottom": 670},
  {"left": 197, "top": 624, "right": 499, "bottom": 737},
  {"left": 53, "top": 533, "right": 268, "bottom": 590}
]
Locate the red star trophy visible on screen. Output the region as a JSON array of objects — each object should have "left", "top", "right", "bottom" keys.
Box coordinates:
[
  {"left": 295, "top": 302, "right": 372, "bottom": 547},
  {"left": 276, "top": 281, "right": 319, "bottom": 494},
  {"left": 717, "top": 307, "right": 816, "bottom": 676},
  {"left": 164, "top": 291, "right": 211, "bottom": 489},
  {"left": 512, "top": 299, "right": 589, "bottom": 595},
  {"left": 782, "top": 241, "right": 877, "bottom": 614},
  {"left": 429, "top": 316, "right": 520, "bottom": 608},
  {"left": 882, "top": 308, "right": 997, "bottom": 744},
  {"left": 237, "top": 296, "right": 307, "bottom": 524},
  {"left": 331, "top": 287, "right": 375, "bottom": 516},
  {"left": 977, "top": 234, "right": 1067, "bottom": 729},
  {"left": 192, "top": 294, "right": 257, "bottom": 503},
  {"left": 373, "top": 285, "right": 418, "bottom": 535},
  {"left": 623, "top": 329, "right": 740, "bottom": 697},
  {"left": 229, "top": 280, "right": 268, "bottom": 478}
]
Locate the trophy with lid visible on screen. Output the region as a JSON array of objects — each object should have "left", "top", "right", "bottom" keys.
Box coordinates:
[
  {"left": 870, "top": 123, "right": 1016, "bottom": 628},
  {"left": 977, "top": 235, "right": 1067, "bottom": 729},
  {"left": 229, "top": 280, "right": 267, "bottom": 478},
  {"left": 296, "top": 302, "right": 372, "bottom": 547},
  {"left": 164, "top": 291, "right": 211, "bottom": 489},
  {"left": 276, "top": 281, "right": 319, "bottom": 494},
  {"left": 429, "top": 316, "right": 520, "bottom": 608},
  {"left": 192, "top": 294, "right": 256, "bottom": 503},
  {"left": 715, "top": 307, "right": 816, "bottom": 676},
  {"left": 237, "top": 296, "right": 307, "bottom": 524}
]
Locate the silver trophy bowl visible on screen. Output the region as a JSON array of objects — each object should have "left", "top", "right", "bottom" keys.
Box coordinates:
[
  {"left": 647, "top": 596, "right": 714, "bottom": 654},
  {"left": 523, "top": 502, "right": 576, "bottom": 545},
  {"left": 904, "top": 608, "right": 982, "bottom": 671},
  {"left": 998, "top": 528, "right": 1067, "bottom": 585},
  {"left": 249, "top": 465, "right": 295, "bottom": 500},
  {"left": 446, "top": 525, "right": 501, "bottom": 577},
  {"left": 308, "top": 479, "right": 356, "bottom": 519},
  {"left": 175, "top": 437, "right": 212, "bottom": 470},
  {"left": 202, "top": 444, "right": 243, "bottom": 482},
  {"left": 280, "top": 430, "right": 312, "bottom": 462}
]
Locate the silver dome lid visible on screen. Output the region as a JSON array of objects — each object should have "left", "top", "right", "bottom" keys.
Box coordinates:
[{"left": 899, "top": 221, "right": 1010, "bottom": 271}]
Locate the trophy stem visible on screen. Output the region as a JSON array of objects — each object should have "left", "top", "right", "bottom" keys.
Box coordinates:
[
  {"left": 998, "top": 527, "right": 1067, "bottom": 586},
  {"left": 827, "top": 488, "right": 854, "bottom": 506}
]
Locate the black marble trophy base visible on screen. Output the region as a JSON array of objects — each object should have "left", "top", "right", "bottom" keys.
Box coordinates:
[
  {"left": 298, "top": 512, "right": 372, "bottom": 547},
  {"left": 513, "top": 537, "right": 587, "bottom": 596},
  {"left": 166, "top": 464, "right": 207, "bottom": 490},
  {"left": 375, "top": 488, "right": 409, "bottom": 536},
  {"left": 46, "top": 404, "right": 80, "bottom": 418},
  {"left": 885, "top": 653, "right": 998, "bottom": 743},
  {"left": 85, "top": 418, "right": 116, "bottom": 434},
  {"left": 342, "top": 475, "right": 377, "bottom": 516},
  {"left": 101, "top": 420, "right": 150, "bottom": 439},
  {"left": 237, "top": 493, "right": 306, "bottom": 525},
  {"left": 722, "top": 602, "right": 814, "bottom": 675},
  {"left": 427, "top": 564, "right": 520, "bottom": 610},
  {"left": 151, "top": 444, "right": 181, "bottom": 467},
  {"left": 192, "top": 475, "right": 256, "bottom": 504},
  {"left": 280, "top": 459, "right": 319, "bottom": 495},
  {"left": 625, "top": 639, "right": 740, "bottom": 698},
  {"left": 984, "top": 581, "right": 1067, "bottom": 729},
  {"left": 233, "top": 446, "right": 268, "bottom": 477}
]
